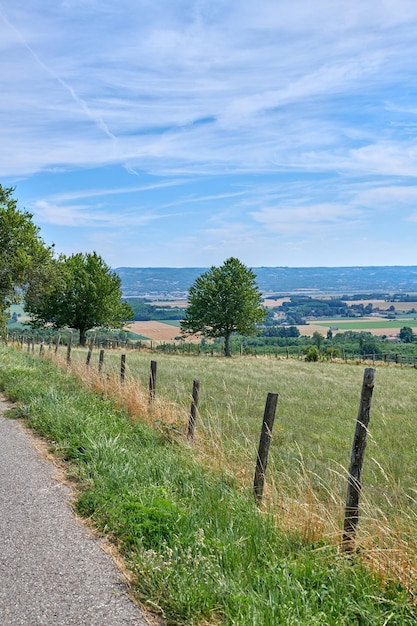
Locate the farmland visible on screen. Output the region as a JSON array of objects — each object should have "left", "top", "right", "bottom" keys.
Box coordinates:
[
  {"left": 298, "top": 317, "right": 417, "bottom": 337},
  {"left": 127, "top": 315, "right": 417, "bottom": 342},
  {"left": 128, "top": 320, "right": 182, "bottom": 342}
]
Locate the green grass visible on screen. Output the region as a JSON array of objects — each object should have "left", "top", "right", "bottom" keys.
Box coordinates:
[
  {"left": 69, "top": 347, "right": 417, "bottom": 491},
  {"left": 154, "top": 319, "right": 182, "bottom": 327},
  {"left": 0, "top": 345, "right": 416, "bottom": 624},
  {"left": 66, "top": 347, "right": 417, "bottom": 579},
  {"left": 315, "top": 320, "right": 417, "bottom": 330}
]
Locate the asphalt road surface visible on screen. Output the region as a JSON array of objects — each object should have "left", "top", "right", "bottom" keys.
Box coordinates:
[{"left": 0, "top": 398, "right": 152, "bottom": 626}]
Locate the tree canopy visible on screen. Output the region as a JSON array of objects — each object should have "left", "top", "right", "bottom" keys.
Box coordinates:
[
  {"left": 399, "top": 326, "right": 414, "bottom": 343},
  {"left": 0, "top": 185, "right": 53, "bottom": 333},
  {"left": 25, "top": 252, "right": 133, "bottom": 346},
  {"left": 180, "top": 257, "right": 267, "bottom": 356}
]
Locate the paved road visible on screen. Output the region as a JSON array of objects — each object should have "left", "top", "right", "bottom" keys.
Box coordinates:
[{"left": 0, "top": 398, "right": 152, "bottom": 626}]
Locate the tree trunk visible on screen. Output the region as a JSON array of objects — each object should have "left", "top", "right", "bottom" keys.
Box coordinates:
[
  {"left": 79, "top": 328, "right": 87, "bottom": 347},
  {"left": 224, "top": 333, "right": 232, "bottom": 357}
]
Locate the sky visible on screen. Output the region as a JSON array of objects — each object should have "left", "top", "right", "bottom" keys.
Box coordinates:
[{"left": 2, "top": 0, "right": 417, "bottom": 269}]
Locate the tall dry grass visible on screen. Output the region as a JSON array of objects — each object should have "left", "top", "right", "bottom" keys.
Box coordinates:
[{"left": 46, "top": 346, "right": 417, "bottom": 598}]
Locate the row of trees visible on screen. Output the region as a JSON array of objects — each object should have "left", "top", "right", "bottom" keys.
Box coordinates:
[
  {"left": 1, "top": 185, "right": 133, "bottom": 345},
  {"left": 1, "top": 185, "right": 267, "bottom": 354}
]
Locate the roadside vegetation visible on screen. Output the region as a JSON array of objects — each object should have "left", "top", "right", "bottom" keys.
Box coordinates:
[{"left": 1, "top": 344, "right": 417, "bottom": 624}]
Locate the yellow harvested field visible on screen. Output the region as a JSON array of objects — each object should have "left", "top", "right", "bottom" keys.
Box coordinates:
[
  {"left": 127, "top": 321, "right": 199, "bottom": 343},
  {"left": 127, "top": 321, "right": 181, "bottom": 341}
]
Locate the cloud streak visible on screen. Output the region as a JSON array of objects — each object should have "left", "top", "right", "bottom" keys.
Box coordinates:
[{"left": 2, "top": 0, "right": 417, "bottom": 266}]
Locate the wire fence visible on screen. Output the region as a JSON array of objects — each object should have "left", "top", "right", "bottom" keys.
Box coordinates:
[{"left": 4, "top": 332, "right": 417, "bottom": 553}]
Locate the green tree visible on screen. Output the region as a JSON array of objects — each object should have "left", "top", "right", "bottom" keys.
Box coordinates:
[
  {"left": 180, "top": 257, "right": 266, "bottom": 357},
  {"left": 312, "top": 331, "right": 324, "bottom": 349},
  {"left": 25, "top": 252, "right": 133, "bottom": 346},
  {"left": 0, "top": 185, "right": 53, "bottom": 333},
  {"left": 399, "top": 326, "right": 414, "bottom": 343}
]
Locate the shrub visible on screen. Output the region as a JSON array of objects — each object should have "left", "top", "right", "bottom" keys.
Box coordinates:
[{"left": 305, "top": 346, "right": 319, "bottom": 361}]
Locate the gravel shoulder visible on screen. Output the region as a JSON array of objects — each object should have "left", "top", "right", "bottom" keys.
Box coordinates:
[{"left": 0, "top": 397, "right": 154, "bottom": 626}]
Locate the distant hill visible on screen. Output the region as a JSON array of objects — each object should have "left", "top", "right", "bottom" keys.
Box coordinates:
[{"left": 116, "top": 266, "right": 417, "bottom": 298}]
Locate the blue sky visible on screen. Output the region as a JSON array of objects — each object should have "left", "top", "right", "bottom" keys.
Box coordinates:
[{"left": 2, "top": 0, "right": 417, "bottom": 268}]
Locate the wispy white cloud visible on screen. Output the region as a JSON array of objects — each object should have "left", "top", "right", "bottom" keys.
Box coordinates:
[
  {"left": 251, "top": 203, "right": 359, "bottom": 235},
  {"left": 33, "top": 199, "right": 175, "bottom": 228},
  {"left": 43, "top": 180, "right": 188, "bottom": 203},
  {"left": 3, "top": 0, "right": 417, "bottom": 265}
]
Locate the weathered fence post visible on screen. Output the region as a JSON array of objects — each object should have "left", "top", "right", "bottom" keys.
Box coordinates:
[
  {"left": 55, "top": 334, "right": 61, "bottom": 354},
  {"left": 86, "top": 334, "right": 95, "bottom": 366},
  {"left": 149, "top": 360, "right": 157, "bottom": 403},
  {"left": 342, "top": 367, "right": 376, "bottom": 552},
  {"left": 98, "top": 349, "right": 105, "bottom": 373},
  {"left": 254, "top": 392, "right": 279, "bottom": 506},
  {"left": 39, "top": 342, "right": 44, "bottom": 356},
  {"left": 120, "top": 354, "right": 126, "bottom": 384},
  {"left": 187, "top": 379, "right": 200, "bottom": 441},
  {"left": 66, "top": 331, "right": 72, "bottom": 364}
]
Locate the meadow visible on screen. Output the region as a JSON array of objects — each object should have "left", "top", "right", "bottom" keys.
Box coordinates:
[
  {"left": 50, "top": 347, "right": 417, "bottom": 581},
  {"left": 1, "top": 342, "right": 417, "bottom": 624}
]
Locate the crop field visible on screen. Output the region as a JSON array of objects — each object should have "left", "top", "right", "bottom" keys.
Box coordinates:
[{"left": 127, "top": 320, "right": 183, "bottom": 341}]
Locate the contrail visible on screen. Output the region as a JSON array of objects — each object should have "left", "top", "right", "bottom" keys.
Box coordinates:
[{"left": 0, "top": 2, "right": 117, "bottom": 141}]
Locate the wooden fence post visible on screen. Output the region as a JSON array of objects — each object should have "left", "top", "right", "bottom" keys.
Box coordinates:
[
  {"left": 86, "top": 334, "right": 95, "bottom": 366},
  {"left": 55, "top": 334, "right": 61, "bottom": 354},
  {"left": 66, "top": 331, "right": 72, "bottom": 364},
  {"left": 98, "top": 349, "right": 105, "bottom": 373},
  {"left": 39, "top": 342, "right": 44, "bottom": 356},
  {"left": 120, "top": 354, "right": 126, "bottom": 384},
  {"left": 254, "top": 392, "right": 279, "bottom": 506},
  {"left": 342, "top": 367, "right": 376, "bottom": 552},
  {"left": 187, "top": 379, "right": 200, "bottom": 441},
  {"left": 149, "top": 360, "right": 157, "bottom": 403}
]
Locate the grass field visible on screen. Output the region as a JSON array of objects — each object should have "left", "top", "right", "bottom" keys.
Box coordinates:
[
  {"left": 1, "top": 344, "right": 417, "bottom": 624},
  {"left": 315, "top": 319, "right": 417, "bottom": 331},
  {"left": 65, "top": 347, "right": 417, "bottom": 557}
]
